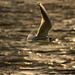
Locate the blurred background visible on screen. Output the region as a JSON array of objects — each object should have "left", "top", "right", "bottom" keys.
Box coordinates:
[{"left": 0, "top": 0, "right": 75, "bottom": 74}]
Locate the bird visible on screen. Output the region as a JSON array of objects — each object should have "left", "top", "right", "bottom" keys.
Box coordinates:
[{"left": 27, "top": 3, "right": 53, "bottom": 43}]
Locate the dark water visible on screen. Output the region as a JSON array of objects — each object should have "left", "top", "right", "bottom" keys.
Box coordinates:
[{"left": 0, "top": 0, "right": 75, "bottom": 75}]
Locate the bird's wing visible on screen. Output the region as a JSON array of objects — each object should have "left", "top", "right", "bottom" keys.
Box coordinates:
[{"left": 36, "top": 3, "right": 52, "bottom": 37}]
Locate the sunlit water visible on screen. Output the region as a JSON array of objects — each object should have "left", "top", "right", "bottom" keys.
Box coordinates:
[{"left": 0, "top": 0, "right": 75, "bottom": 74}]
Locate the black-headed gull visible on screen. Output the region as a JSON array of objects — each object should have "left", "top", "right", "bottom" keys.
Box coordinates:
[{"left": 27, "top": 3, "right": 52, "bottom": 42}]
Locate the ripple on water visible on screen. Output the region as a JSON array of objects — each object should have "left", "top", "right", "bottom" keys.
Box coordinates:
[{"left": 0, "top": 0, "right": 75, "bottom": 74}]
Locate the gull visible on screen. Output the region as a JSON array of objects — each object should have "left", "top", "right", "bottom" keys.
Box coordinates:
[{"left": 27, "top": 3, "right": 53, "bottom": 43}]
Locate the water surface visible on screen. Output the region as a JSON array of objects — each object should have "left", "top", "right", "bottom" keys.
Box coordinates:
[{"left": 0, "top": 0, "right": 75, "bottom": 74}]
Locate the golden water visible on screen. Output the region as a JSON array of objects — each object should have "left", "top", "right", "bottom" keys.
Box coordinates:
[{"left": 0, "top": 0, "right": 75, "bottom": 74}]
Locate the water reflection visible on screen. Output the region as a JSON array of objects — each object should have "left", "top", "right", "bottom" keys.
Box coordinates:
[{"left": 0, "top": 0, "right": 75, "bottom": 74}]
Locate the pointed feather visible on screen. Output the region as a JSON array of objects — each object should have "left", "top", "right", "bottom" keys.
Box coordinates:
[{"left": 36, "top": 3, "right": 52, "bottom": 37}]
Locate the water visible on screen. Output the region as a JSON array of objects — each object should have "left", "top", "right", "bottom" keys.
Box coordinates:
[{"left": 0, "top": 0, "right": 75, "bottom": 74}]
